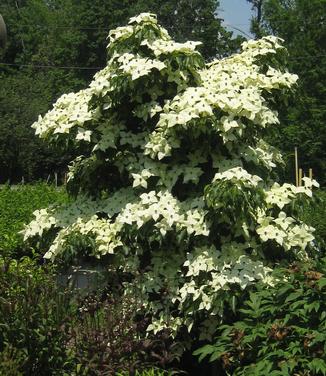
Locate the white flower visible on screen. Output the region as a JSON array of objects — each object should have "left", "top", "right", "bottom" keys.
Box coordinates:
[
  {"left": 132, "top": 169, "right": 153, "bottom": 188},
  {"left": 128, "top": 13, "right": 157, "bottom": 25},
  {"left": 273, "top": 211, "right": 295, "bottom": 231},
  {"left": 256, "top": 224, "right": 286, "bottom": 245},
  {"left": 76, "top": 129, "right": 92, "bottom": 142}
]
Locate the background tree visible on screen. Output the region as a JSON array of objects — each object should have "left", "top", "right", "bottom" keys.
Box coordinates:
[
  {"left": 248, "top": 0, "right": 326, "bottom": 185},
  {"left": 0, "top": 71, "right": 72, "bottom": 181},
  {"left": 130, "top": 0, "right": 243, "bottom": 59},
  {"left": 0, "top": 0, "right": 86, "bottom": 182},
  {"left": 246, "top": 0, "right": 264, "bottom": 38}
]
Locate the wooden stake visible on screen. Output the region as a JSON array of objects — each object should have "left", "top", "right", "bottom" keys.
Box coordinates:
[
  {"left": 294, "top": 147, "right": 299, "bottom": 187},
  {"left": 299, "top": 168, "right": 303, "bottom": 186},
  {"left": 0, "top": 15, "right": 7, "bottom": 49},
  {"left": 309, "top": 168, "right": 313, "bottom": 179}
]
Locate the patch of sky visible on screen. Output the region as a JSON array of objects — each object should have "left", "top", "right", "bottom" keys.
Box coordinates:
[{"left": 218, "top": 0, "right": 254, "bottom": 39}]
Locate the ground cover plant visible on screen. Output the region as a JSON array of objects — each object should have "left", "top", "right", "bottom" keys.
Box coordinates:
[
  {"left": 0, "top": 183, "right": 68, "bottom": 258},
  {"left": 22, "top": 12, "right": 320, "bottom": 357},
  {"left": 194, "top": 258, "right": 326, "bottom": 375}
]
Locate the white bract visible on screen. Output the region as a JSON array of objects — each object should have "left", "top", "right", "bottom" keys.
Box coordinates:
[{"left": 25, "top": 13, "right": 318, "bottom": 340}]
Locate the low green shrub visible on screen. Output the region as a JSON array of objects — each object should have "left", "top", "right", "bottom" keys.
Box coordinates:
[
  {"left": 0, "top": 256, "right": 75, "bottom": 375},
  {"left": 0, "top": 183, "right": 68, "bottom": 257},
  {"left": 194, "top": 259, "right": 326, "bottom": 375},
  {"left": 0, "top": 345, "right": 25, "bottom": 376}
]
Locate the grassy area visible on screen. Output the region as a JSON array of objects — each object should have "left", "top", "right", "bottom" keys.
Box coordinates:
[{"left": 0, "top": 183, "right": 68, "bottom": 258}]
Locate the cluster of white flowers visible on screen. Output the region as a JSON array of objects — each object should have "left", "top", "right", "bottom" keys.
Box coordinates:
[
  {"left": 118, "top": 53, "right": 166, "bottom": 81},
  {"left": 254, "top": 177, "right": 319, "bottom": 252},
  {"left": 141, "top": 243, "right": 273, "bottom": 335},
  {"left": 265, "top": 177, "right": 319, "bottom": 209},
  {"left": 213, "top": 167, "right": 262, "bottom": 188},
  {"left": 256, "top": 210, "right": 315, "bottom": 252},
  {"left": 32, "top": 89, "right": 95, "bottom": 139},
  {"left": 22, "top": 208, "right": 56, "bottom": 239},
  {"left": 24, "top": 13, "right": 319, "bottom": 338},
  {"left": 142, "top": 39, "right": 202, "bottom": 57},
  {"left": 142, "top": 37, "right": 297, "bottom": 161},
  {"left": 90, "top": 66, "right": 113, "bottom": 97},
  {"left": 180, "top": 244, "right": 272, "bottom": 309},
  {"left": 239, "top": 140, "right": 284, "bottom": 170},
  {"left": 23, "top": 188, "right": 136, "bottom": 258},
  {"left": 116, "top": 190, "right": 209, "bottom": 237}
]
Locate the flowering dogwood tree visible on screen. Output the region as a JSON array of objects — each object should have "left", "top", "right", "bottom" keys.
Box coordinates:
[{"left": 23, "top": 13, "right": 319, "bottom": 338}]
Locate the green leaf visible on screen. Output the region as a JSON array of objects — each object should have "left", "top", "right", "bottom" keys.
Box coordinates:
[
  {"left": 318, "top": 278, "right": 326, "bottom": 289},
  {"left": 277, "top": 285, "right": 294, "bottom": 298},
  {"left": 193, "top": 344, "right": 216, "bottom": 362},
  {"left": 285, "top": 291, "right": 303, "bottom": 303},
  {"left": 309, "top": 359, "right": 326, "bottom": 375},
  {"left": 209, "top": 351, "right": 221, "bottom": 362}
]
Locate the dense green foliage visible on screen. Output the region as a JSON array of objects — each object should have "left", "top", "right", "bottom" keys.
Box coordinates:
[
  {"left": 0, "top": 257, "right": 75, "bottom": 375},
  {"left": 300, "top": 190, "right": 326, "bottom": 247},
  {"left": 0, "top": 0, "right": 241, "bottom": 183},
  {"left": 0, "top": 70, "right": 78, "bottom": 182},
  {"left": 194, "top": 259, "right": 326, "bottom": 375},
  {"left": 0, "top": 183, "right": 67, "bottom": 257},
  {"left": 117, "top": 371, "right": 176, "bottom": 376},
  {"left": 248, "top": 0, "right": 326, "bottom": 186}
]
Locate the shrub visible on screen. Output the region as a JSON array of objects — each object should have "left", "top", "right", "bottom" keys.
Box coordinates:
[
  {"left": 0, "top": 183, "right": 67, "bottom": 258},
  {"left": 68, "top": 291, "right": 182, "bottom": 375},
  {"left": 0, "top": 256, "right": 74, "bottom": 375},
  {"left": 0, "top": 256, "right": 181, "bottom": 375},
  {"left": 194, "top": 259, "right": 326, "bottom": 375},
  {"left": 23, "top": 13, "right": 318, "bottom": 345}
]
